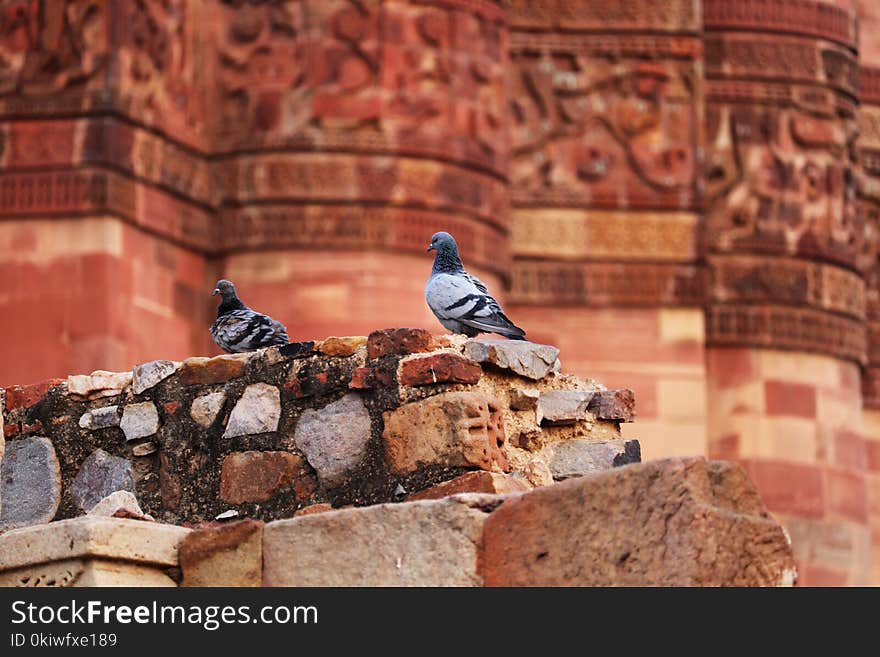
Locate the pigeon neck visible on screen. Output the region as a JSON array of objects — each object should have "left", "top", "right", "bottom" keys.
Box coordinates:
[
  {"left": 432, "top": 248, "right": 464, "bottom": 274},
  {"left": 217, "top": 296, "right": 246, "bottom": 317}
]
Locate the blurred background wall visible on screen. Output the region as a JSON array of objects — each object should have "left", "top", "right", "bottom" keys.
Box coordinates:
[{"left": 1, "top": 0, "right": 879, "bottom": 584}]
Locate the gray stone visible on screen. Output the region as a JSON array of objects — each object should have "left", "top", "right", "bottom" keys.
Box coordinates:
[
  {"left": 294, "top": 393, "right": 371, "bottom": 488},
  {"left": 509, "top": 388, "right": 539, "bottom": 411},
  {"left": 223, "top": 384, "right": 280, "bottom": 438},
  {"left": 190, "top": 391, "right": 225, "bottom": 428},
  {"left": 120, "top": 402, "right": 160, "bottom": 441},
  {"left": 70, "top": 449, "right": 135, "bottom": 513},
  {"left": 132, "top": 360, "right": 181, "bottom": 395},
  {"left": 87, "top": 490, "right": 152, "bottom": 521},
  {"left": 463, "top": 339, "right": 560, "bottom": 380},
  {"left": 78, "top": 405, "right": 120, "bottom": 430},
  {"left": 0, "top": 388, "right": 5, "bottom": 518},
  {"left": 549, "top": 439, "right": 641, "bottom": 480},
  {"left": 537, "top": 390, "right": 596, "bottom": 425},
  {"left": 0, "top": 437, "right": 61, "bottom": 531}
]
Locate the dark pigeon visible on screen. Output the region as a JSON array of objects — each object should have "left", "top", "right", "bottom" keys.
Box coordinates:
[
  {"left": 425, "top": 232, "right": 526, "bottom": 340},
  {"left": 210, "top": 279, "right": 290, "bottom": 353}
]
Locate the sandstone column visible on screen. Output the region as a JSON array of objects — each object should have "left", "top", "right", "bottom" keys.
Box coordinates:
[
  {"left": 504, "top": 0, "right": 706, "bottom": 459},
  {"left": 209, "top": 0, "right": 511, "bottom": 339},
  {"left": 854, "top": 0, "right": 880, "bottom": 586},
  {"left": 0, "top": 0, "right": 213, "bottom": 384},
  {"left": 703, "top": 0, "right": 872, "bottom": 585}
]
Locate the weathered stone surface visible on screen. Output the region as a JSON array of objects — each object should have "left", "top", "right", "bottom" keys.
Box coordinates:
[
  {"left": 537, "top": 390, "right": 596, "bottom": 425},
  {"left": 318, "top": 336, "right": 367, "bottom": 357},
  {"left": 223, "top": 383, "right": 280, "bottom": 438},
  {"left": 509, "top": 388, "right": 539, "bottom": 411},
  {"left": 132, "top": 360, "right": 181, "bottom": 395},
  {"left": 549, "top": 439, "right": 641, "bottom": 480},
  {"left": 120, "top": 402, "right": 159, "bottom": 441},
  {"left": 588, "top": 388, "right": 636, "bottom": 422},
  {"left": 86, "top": 490, "right": 152, "bottom": 521},
  {"left": 190, "top": 391, "right": 226, "bottom": 427},
  {"left": 180, "top": 519, "right": 263, "bottom": 587},
  {"left": 399, "top": 352, "right": 482, "bottom": 386},
  {"left": 482, "top": 458, "right": 797, "bottom": 586},
  {"left": 0, "top": 437, "right": 61, "bottom": 531},
  {"left": 383, "top": 391, "right": 507, "bottom": 474},
  {"left": 179, "top": 354, "right": 250, "bottom": 386},
  {"left": 464, "top": 339, "right": 560, "bottom": 380},
  {"left": 263, "top": 497, "right": 494, "bottom": 586},
  {"left": 67, "top": 371, "right": 132, "bottom": 400},
  {"left": 219, "top": 451, "right": 305, "bottom": 504},
  {"left": 294, "top": 393, "right": 371, "bottom": 487},
  {"left": 0, "top": 558, "right": 176, "bottom": 587},
  {"left": 0, "top": 517, "right": 190, "bottom": 571},
  {"left": 367, "top": 328, "right": 437, "bottom": 360},
  {"left": 407, "top": 471, "right": 530, "bottom": 501},
  {"left": 70, "top": 449, "right": 135, "bottom": 513},
  {"left": 78, "top": 405, "right": 120, "bottom": 430}
]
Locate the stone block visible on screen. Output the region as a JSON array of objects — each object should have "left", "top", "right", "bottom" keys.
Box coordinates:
[
  {"left": 263, "top": 496, "right": 495, "bottom": 586},
  {"left": 548, "top": 439, "right": 641, "bottom": 480},
  {"left": 0, "top": 437, "right": 61, "bottom": 531},
  {"left": 294, "top": 393, "right": 371, "bottom": 487},
  {"left": 382, "top": 391, "right": 507, "bottom": 474},
  {"left": 464, "top": 339, "right": 560, "bottom": 380},
  {"left": 223, "top": 383, "right": 281, "bottom": 438},
  {"left": 70, "top": 448, "right": 135, "bottom": 513},
  {"left": 180, "top": 519, "right": 263, "bottom": 587},
  {"left": 482, "top": 458, "right": 796, "bottom": 586}
]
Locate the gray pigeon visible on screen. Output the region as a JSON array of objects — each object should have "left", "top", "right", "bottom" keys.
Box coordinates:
[
  {"left": 425, "top": 232, "right": 526, "bottom": 340},
  {"left": 210, "top": 279, "right": 290, "bottom": 353}
]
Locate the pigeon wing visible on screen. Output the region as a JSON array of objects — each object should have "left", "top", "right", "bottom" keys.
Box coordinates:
[
  {"left": 426, "top": 272, "right": 526, "bottom": 339},
  {"left": 211, "top": 308, "right": 289, "bottom": 352}
]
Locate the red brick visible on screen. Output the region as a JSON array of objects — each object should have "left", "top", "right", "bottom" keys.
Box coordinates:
[
  {"left": 349, "top": 367, "right": 375, "bottom": 389},
  {"left": 399, "top": 353, "right": 482, "bottom": 386},
  {"left": 802, "top": 563, "right": 848, "bottom": 587},
  {"left": 826, "top": 468, "right": 868, "bottom": 524},
  {"left": 587, "top": 388, "right": 635, "bottom": 422},
  {"left": 220, "top": 451, "right": 308, "bottom": 504},
  {"left": 3, "top": 423, "right": 19, "bottom": 438},
  {"left": 295, "top": 503, "right": 334, "bottom": 517},
  {"left": 764, "top": 381, "right": 817, "bottom": 418},
  {"left": 742, "top": 460, "right": 824, "bottom": 518},
  {"left": 367, "top": 328, "right": 438, "bottom": 360},
  {"left": 706, "top": 348, "right": 756, "bottom": 389},
  {"left": 163, "top": 401, "right": 180, "bottom": 415},
  {"left": 4, "top": 379, "right": 66, "bottom": 411},
  {"left": 833, "top": 430, "right": 866, "bottom": 470}
]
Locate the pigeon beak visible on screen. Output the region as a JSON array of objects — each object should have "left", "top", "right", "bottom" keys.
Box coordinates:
[
  {"left": 427, "top": 244, "right": 435, "bottom": 252},
  {"left": 212, "top": 288, "right": 219, "bottom": 296}
]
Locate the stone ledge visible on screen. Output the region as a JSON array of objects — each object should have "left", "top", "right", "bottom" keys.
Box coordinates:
[{"left": 0, "top": 517, "right": 190, "bottom": 572}]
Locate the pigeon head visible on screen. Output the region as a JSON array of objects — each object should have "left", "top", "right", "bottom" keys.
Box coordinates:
[
  {"left": 427, "top": 231, "right": 457, "bottom": 254},
  {"left": 212, "top": 279, "right": 238, "bottom": 301},
  {"left": 427, "top": 232, "right": 464, "bottom": 274}
]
